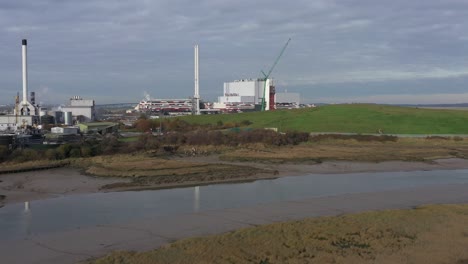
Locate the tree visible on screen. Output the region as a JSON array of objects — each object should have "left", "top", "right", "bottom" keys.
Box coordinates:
[{"left": 135, "top": 119, "right": 152, "bottom": 132}]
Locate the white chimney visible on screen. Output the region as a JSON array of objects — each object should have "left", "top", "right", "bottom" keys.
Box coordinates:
[
  {"left": 22, "top": 39, "right": 28, "bottom": 108},
  {"left": 194, "top": 45, "right": 200, "bottom": 115}
]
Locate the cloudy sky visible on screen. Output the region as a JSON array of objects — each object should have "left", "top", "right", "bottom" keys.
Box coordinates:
[{"left": 1, "top": 0, "right": 468, "bottom": 105}]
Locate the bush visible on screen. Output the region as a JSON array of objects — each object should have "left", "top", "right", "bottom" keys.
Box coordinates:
[
  {"left": 99, "top": 135, "right": 120, "bottom": 154},
  {"left": 45, "top": 149, "right": 58, "bottom": 160},
  {"left": 285, "top": 131, "right": 310, "bottom": 145},
  {"left": 69, "top": 148, "right": 82, "bottom": 158},
  {"left": 11, "top": 149, "right": 40, "bottom": 162},
  {"left": 56, "top": 144, "right": 73, "bottom": 159},
  {"left": 0, "top": 145, "right": 10, "bottom": 162},
  {"left": 80, "top": 146, "right": 93, "bottom": 157},
  {"left": 240, "top": 120, "right": 253, "bottom": 126}
]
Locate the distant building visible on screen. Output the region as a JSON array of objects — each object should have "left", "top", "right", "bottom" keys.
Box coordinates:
[
  {"left": 275, "top": 92, "right": 300, "bottom": 109},
  {"left": 135, "top": 98, "right": 193, "bottom": 116},
  {"left": 78, "top": 122, "right": 118, "bottom": 135},
  {"left": 51, "top": 127, "right": 79, "bottom": 135},
  {"left": 217, "top": 79, "right": 273, "bottom": 111},
  {"left": 61, "top": 96, "right": 96, "bottom": 122},
  {"left": 0, "top": 115, "right": 39, "bottom": 129}
]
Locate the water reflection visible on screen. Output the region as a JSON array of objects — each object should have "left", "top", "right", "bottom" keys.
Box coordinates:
[
  {"left": 24, "top": 201, "right": 30, "bottom": 213},
  {"left": 194, "top": 186, "right": 200, "bottom": 212},
  {"left": 2, "top": 169, "right": 468, "bottom": 241},
  {"left": 20, "top": 201, "right": 32, "bottom": 236}
]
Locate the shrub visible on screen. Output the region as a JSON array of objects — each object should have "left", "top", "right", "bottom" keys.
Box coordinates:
[
  {"left": 12, "top": 149, "right": 40, "bottom": 162},
  {"left": 56, "top": 144, "right": 73, "bottom": 159},
  {"left": 100, "top": 135, "right": 120, "bottom": 154},
  {"left": 240, "top": 120, "right": 253, "bottom": 126},
  {"left": 80, "top": 146, "right": 93, "bottom": 157},
  {"left": 0, "top": 145, "right": 10, "bottom": 162},
  {"left": 285, "top": 131, "right": 310, "bottom": 145},
  {"left": 45, "top": 149, "right": 58, "bottom": 160},
  {"left": 69, "top": 148, "right": 82, "bottom": 158}
]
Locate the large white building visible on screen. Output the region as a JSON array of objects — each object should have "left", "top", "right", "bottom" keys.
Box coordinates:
[
  {"left": 61, "top": 96, "right": 95, "bottom": 122},
  {"left": 216, "top": 79, "right": 273, "bottom": 111}
]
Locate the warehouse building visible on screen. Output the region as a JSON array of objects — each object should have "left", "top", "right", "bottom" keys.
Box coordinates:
[{"left": 78, "top": 122, "right": 118, "bottom": 135}]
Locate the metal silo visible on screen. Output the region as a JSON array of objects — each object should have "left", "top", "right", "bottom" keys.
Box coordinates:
[{"left": 64, "top": 111, "right": 73, "bottom": 126}]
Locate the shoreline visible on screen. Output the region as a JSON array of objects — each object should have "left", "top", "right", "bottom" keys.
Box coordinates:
[
  {"left": 3, "top": 184, "right": 468, "bottom": 264},
  {"left": 2, "top": 158, "right": 468, "bottom": 207}
]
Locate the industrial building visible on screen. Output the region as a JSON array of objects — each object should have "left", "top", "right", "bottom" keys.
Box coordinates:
[
  {"left": 213, "top": 78, "right": 274, "bottom": 112},
  {"left": 78, "top": 122, "right": 118, "bottom": 134},
  {"left": 0, "top": 39, "right": 39, "bottom": 130},
  {"left": 211, "top": 38, "right": 292, "bottom": 113},
  {"left": 61, "top": 96, "right": 95, "bottom": 123},
  {"left": 135, "top": 98, "right": 194, "bottom": 115},
  {"left": 51, "top": 127, "right": 79, "bottom": 134}
]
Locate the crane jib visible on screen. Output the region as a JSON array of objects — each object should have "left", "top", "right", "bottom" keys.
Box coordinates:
[{"left": 261, "top": 38, "right": 291, "bottom": 111}]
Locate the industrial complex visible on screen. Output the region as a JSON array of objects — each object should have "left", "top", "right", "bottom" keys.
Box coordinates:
[
  {"left": 0, "top": 37, "right": 305, "bottom": 149},
  {"left": 134, "top": 38, "right": 302, "bottom": 115}
]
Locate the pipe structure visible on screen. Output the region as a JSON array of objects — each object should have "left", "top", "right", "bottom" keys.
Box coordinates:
[{"left": 194, "top": 45, "right": 200, "bottom": 115}]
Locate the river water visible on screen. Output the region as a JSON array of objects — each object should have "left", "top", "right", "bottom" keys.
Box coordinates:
[{"left": 2, "top": 169, "right": 468, "bottom": 241}]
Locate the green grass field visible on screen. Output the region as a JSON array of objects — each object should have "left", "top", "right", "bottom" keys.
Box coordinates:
[{"left": 179, "top": 104, "right": 468, "bottom": 134}]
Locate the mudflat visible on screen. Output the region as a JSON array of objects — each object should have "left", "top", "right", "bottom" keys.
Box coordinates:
[{"left": 2, "top": 156, "right": 468, "bottom": 207}]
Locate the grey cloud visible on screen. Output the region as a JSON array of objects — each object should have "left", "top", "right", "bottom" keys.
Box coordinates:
[{"left": 1, "top": 0, "right": 468, "bottom": 104}]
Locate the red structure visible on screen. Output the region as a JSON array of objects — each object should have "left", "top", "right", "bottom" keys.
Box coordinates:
[{"left": 269, "top": 85, "right": 276, "bottom": 111}]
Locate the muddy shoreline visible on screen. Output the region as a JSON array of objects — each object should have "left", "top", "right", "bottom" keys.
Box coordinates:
[{"left": 1, "top": 158, "right": 468, "bottom": 207}]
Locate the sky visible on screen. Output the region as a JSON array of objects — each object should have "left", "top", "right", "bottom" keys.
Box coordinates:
[{"left": 1, "top": 0, "right": 468, "bottom": 105}]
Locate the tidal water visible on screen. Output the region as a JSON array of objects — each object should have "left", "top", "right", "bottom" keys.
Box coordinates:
[{"left": 1, "top": 169, "right": 468, "bottom": 240}]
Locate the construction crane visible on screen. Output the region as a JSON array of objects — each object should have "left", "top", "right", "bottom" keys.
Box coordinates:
[{"left": 260, "top": 38, "right": 291, "bottom": 111}]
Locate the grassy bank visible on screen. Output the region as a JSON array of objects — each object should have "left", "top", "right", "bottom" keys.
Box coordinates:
[
  {"left": 86, "top": 204, "right": 468, "bottom": 264},
  {"left": 180, "top": 104, "right": 468, "bottom": 134},
  {"left": 3, "top": 137, "right": 468, "bottom": 175},
  {"left": 0, "top": 160, "right": 70, "bottom": 174},
  {"left": 220, "top": 137, "right": 468, "bottom": 163}
]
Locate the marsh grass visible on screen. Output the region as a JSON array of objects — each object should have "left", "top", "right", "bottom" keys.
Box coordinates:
[
  {"left": 0, "top": 160, "right": 69, "bottom": 173},
  {"left": 87, "top": 204, "right": 468, "bottom": 264},
  {"left": 220, "top": 138, "right": 468, "bottom": 163}
]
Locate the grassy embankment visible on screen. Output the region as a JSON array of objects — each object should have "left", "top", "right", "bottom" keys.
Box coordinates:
[
  {"left": 87, "top": 204, "right": 468, "bottom": 264},
  {"left": 180, "top": 104, "right": 468, "bottom": 134},
  {"left": 220, "top": 136, "right": 468, "bottom": 163}
]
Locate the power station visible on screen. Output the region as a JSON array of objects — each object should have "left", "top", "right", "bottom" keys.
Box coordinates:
[{"left": 135, "top": 39, "right": 298, "bottom": 114}]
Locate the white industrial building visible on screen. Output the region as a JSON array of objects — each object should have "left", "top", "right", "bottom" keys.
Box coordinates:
[
  {"left": 51, "top": 127, "right": 79, "bottom": 134},
  {"left": 216, "top": 79, "right": 273, "bottom": 111},
  {"left": 0, "top": 115, "right": 38, "bottom": 131},
  {"left": 61, "top": 96, "right": 95, "bottom": 122}
]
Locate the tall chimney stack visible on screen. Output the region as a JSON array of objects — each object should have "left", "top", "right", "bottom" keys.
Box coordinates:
[
  {"left": 194, "top": 45, "right": 200, "bottom": 115},
  {"left": 22, "top": 39, "right": 28, "bottom": 108},
  {"left": 30, "top": 91, "right": 35, "bottom": 105}
]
